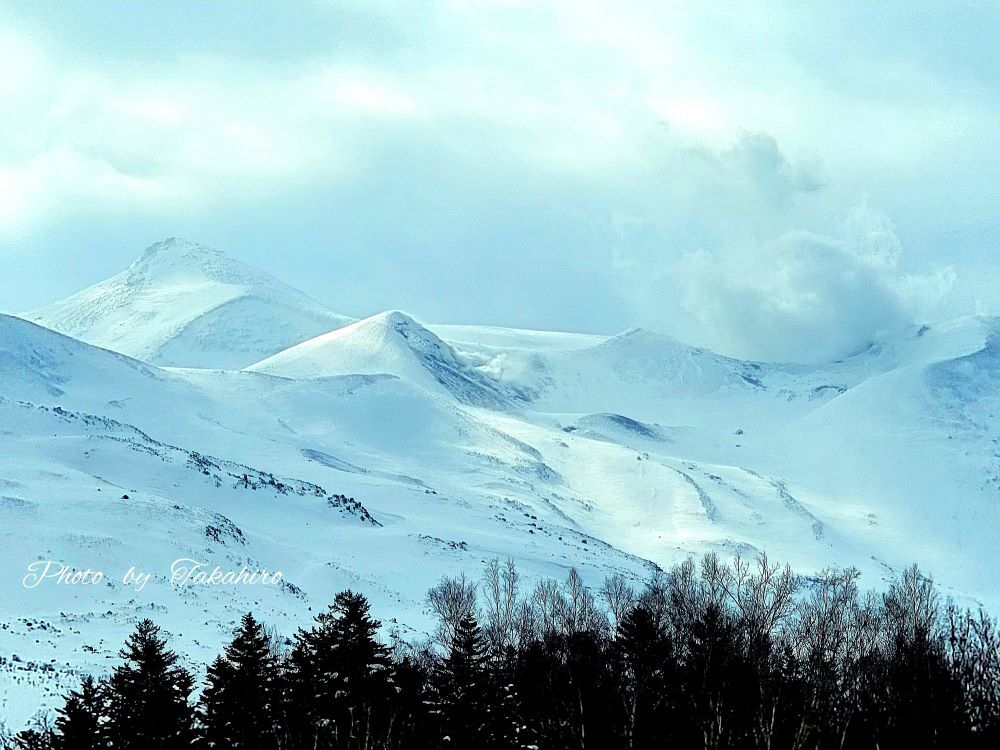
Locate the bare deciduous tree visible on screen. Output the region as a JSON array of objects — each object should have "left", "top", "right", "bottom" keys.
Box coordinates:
[
  {"left": 562, "top": 568, "right": 609, "bottom": 635},
  {"left": 482, "top": 557, "right": 520, "bottom": 654},
  {"left": 793, "top": 566, "right": 863, "bottom": 663},
  {"left": 531, "top": 578, "right": 566, "bottom": 636},
  {"left": 600, "top": 572, "right": 635, "bottom": 633},
  {"left": 883, "top": 563, "right": 939, "bottom": 643},
  {"left": 427, "top": 572, "right": 478, "bottom": 650},
  {"left": 720, "top": 553, "right": 798, "bottom": 643}
]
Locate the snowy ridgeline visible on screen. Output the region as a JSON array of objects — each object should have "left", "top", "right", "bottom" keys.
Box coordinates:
[{"left": 4, "top": 238, "right": 1000, "bottom": 724}]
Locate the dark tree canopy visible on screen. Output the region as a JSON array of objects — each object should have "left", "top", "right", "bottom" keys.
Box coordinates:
[{"left": 10, "top": 555, "right": 1000, "bottom": 750}]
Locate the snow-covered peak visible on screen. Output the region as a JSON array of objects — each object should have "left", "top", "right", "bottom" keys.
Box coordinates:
[
  {"left": 125, "top": 237, "right": 273, "bottom": 289},
  {"left": 23, "top": 238, "right": 354, "bottom": 368},
  {"left": 248, "top": 310, "right": 521, "bottom": 408},
  {"left": 250, "top": 310, "right": 453, "bottom": 375},
  {"left": 599, "top": 326, "right": 699, "bottom": 351},
  {"left": 365, "top": 310, "right": 464, "bottom": 366},
  {"left": 364, "top": 309, "right": 433, "bottom": 337},
  {"left": 556, "top": 324, "right": 767, "bottom": 397},
  {"left": 135, "top": 236, "right": 225, "bottom": 267},
  {"left": 376, "top": 310, "right": 415, "bottom": 326}
]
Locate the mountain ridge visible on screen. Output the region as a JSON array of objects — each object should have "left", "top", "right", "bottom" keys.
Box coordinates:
[{"left": 6, "top": 242, "right": 1000, "bottom": 726}]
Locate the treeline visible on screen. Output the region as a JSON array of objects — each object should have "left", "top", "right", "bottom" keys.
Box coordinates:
[{"left": 6, "top": 554, "right": 1000, "bottom": 749}]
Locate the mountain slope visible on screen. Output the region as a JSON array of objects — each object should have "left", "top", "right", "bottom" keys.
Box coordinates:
[
  {"left": 0, "top": 314, "right": 656, "bottom": 724},
  {"left": 23, "top": 238, "right": 354, "bottom": 368},
  {"left": 8, "top": 249, "right": 1000, "bottom": 728}
]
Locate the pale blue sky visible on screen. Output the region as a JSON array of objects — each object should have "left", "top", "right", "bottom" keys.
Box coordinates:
[{"left": 1, "top": 0, "right": 998, "bottom": 361}]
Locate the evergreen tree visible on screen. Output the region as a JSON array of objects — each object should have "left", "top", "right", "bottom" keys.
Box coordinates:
[
  {"left": 883, "top": 630, "right": 966, "bottom": 748},
  {"left": 675, "top": 603, "right": 758, "bottom": 749},
  {"left": 512, "top": 636, "right": 565, "bottom": 746},
  {"left": 103, "top": 619, "right": 195, "bottom": 750},
  {"left": 11, "top": 726, "right": 54, "bottom": 750},
  {"left": 387, "top": 655, "right": 436, "bottom": 750},
  {"left": 437, "top": 615, "right": 494, "bottom": 748},
  {"left": 200, "top": 613, "right": 280, "bottom": 750},
  {"left": 54, "top": 676, "right": 105, "bottom": 750},
  {"left": 562, "top": 630, "right": 618, "bottom": 749},
  {"left": 287, "top": 590, "right": 394, "bottom": 749},
  {"left": 615, "top": 605, "right": 674, "bottom": 749}
]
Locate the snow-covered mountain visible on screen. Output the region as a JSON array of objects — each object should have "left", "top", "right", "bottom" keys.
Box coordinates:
[
  {"left": 23, "top": 238, "right": 354, "bottom": 369},
  {"left": 248, "top": 311, "right": 529, "bottom": 408},
  {"left": 5, "top": 241, "right": 1000, "bottom": 725}
]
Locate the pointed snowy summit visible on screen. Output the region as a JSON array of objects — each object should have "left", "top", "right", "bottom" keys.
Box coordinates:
[
  {"left": 24, "top": 238, "right": 354, "bottom": 369},
  {"left": 247, "top": 310, "right": 522, "bottom": 407}
]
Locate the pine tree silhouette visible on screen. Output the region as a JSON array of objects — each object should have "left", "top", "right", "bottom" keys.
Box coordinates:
[
  {"left": 54, "top": 675, "right": 105, "bottom": 750},
  {"left": 615, "top": 605, "right": 674, "bottom": 749},
  {"left": 10, "top": 725, "right": 54, "bottom": 750},
  {"left": 200, "top": 613, "right": 280, "bottom": 750},
  {"left": 103, "top": 619, "right": 195, "bottom": 750},
  {"left": 389, "top": 655, "right": 436, "bottom": 750},
  {"left": 287, "top": 590, "right": 394, "bottom": 749},
  {"left": 438, "top": 615, "right": 494, "bottom": 747}
]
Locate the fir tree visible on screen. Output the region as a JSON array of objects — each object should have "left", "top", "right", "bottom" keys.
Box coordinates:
[
  {"left": 287, "top": 590, "right": 394, "bottom": 749},
  {"left": 103, "top": 619, "right": 195, "bottom": 750},
  {"left": 54, "top": 676, "right": 105, "bottom": 750},
  {"left": 200, "top": 613, "right": 280, "bottom": 750},
  {"left": 385, "top": 654, "right": 436, "bottom": 750},
  {"left": 11, "top": 727, "right": 54, "bottom": 750},
  {"left": 615, "top": 605, "right": 674, "bottom": 749},
  {"left": 438, "top": 615, "right": 494, "bottom": 748}
]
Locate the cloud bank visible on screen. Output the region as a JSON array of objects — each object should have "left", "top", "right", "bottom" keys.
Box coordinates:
[
  {"left": 612, "top": 134, "right": 956, "bottom": 362},
  {"left": 677, "top": 216, "right": 955, "bottom": 364},
  {"left": 0, "top": 0, "right": 994, "bottom": 362}
]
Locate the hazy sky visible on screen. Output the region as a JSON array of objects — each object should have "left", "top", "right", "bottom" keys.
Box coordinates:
[{"left": 1, "top": 0, "right": 998, "bottom": 362}]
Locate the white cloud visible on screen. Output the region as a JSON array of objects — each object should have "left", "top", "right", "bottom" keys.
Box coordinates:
[
  {"left": 610, "top": 134, "right": 954, "bottom": 363},
  {"left": 0, "top": 37, "right": 425, "bottom": 234},
  {"left": 673, "top": 208, "right": 954, "bottom": 364},
  {"left": 0, "top": 149, "right": 185, "bottom": 231},
  {"left": 0, "top": 1, "right": 990, "bottom": 234},
  {"left": 314, "top": 75, "right": 420, "bottom": 119},
  {"left": 0, "top": 0, "right": 993, "bottom": 350}
]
